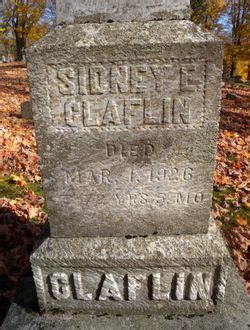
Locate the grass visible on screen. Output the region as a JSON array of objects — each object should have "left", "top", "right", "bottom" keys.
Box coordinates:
[
  {"left": 0, "top": 175, "right": 44, "bottom": 200},
  {"left": 232, "top": 82, "right": 250, "bottom": 88},
  {"left": 213, "top": 186, "right": 250, "bottom": 227}
]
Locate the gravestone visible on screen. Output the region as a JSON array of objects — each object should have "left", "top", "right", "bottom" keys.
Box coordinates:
[
  {"left": 56, "top": 0, "right": 190, "bottom": 24},
  {"left": 3, "top": 0, "right": 249, "bottom": 328},
  {"left": 21, "top": 100, "right": 33, "bottom": 120},
  {"left": 26, "top": 20, "right": 221, "bottom": 238}
]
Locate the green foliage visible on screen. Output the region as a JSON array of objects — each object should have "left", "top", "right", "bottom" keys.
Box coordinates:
[{"left": 0, "top": 175, "right": 44, "bottom": 200}]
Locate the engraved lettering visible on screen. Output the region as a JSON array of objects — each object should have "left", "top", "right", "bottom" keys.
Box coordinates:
[
  {"left": 65, "top": 169, "right": 80, "bottom": 184},
  {"left": 61, "top": 96, "right": 195, "bottom": 128},
  {"left": 183, "top": 167, "right": 193, "bottom": 181},
  {"left": 53, "top": 62, "right": 206, "bottom": 128},
  {"left": 129, "top": 193, "right": 148, "bottom": 206},
  {"left": 215, "top": 267, "right": 228, "bottom": 302},
  {"left": 83, "top": 100, "right": 99, "bottom": 126},
  {"left": 130, "top": 65, "right": 148, "bottom": 93},
  {"left": 45, "top": 269, "right": 225, "bottom": 304},
  {"left": 177, "top": 192, "right": 189, "bottom": 204},
  {"left": 58, "top": 68, "right": 75, "bottom": 95},
  {"left": 111, "top": 66, "right": 129, "bottom": 93},
  {"left": 106, "top": 143, "right": 156, "bottom": 159},
  {"left": 127, "top": 274, "right": 146, "bottom": 301},
  {"left": 64, "top": 166, "right": 197, "bottom": 191},
  {"left": 49, "top": 273, "right": 70, "bottom": 300},
  {"left": 124, "top": 99, "right": 143, "bottom": 125},
  {"left": 73, "top": 272, "right": 92, "bottom": 300},
  {"left": 188, "top": 272, "right": 212, "bottom": 300},
  {"left": 101, "top": 169, "right": 112, "bottom": 184},
  {"left": 168, "top": 167, "right": 178, "bottom": 181},
  {"left": 90, "top": 66, "right": 108, "bottom": 94},
  {"left": 107, "top": 143, "right": 116, "bottom": 157},
  {"left": 175, "top": 272, "right": 185, "bottom": 300},
  {"left": 114, "top": 191, "right": 205, "bottom": 208},
  {"left": 173, "top": 97, "right": 190, "bottom": 124},
  {"left": 150, "top": 65, "right": 166, "bottom": 92},
  {"left": 78, "top": 67, "right": 88, "bottom": 95},
  {"left": 127, "top": 276, "right": 137, "bottom": 301},
  {"left": 144, "top": 98, "right": 162, "bottom": 125},
  {"left": 65, "top": 102, "right": 82, "bottom": 127},
  {"left": 102, "top": 100, "right": 121, "bottom": 125},
  {"left": 98, "top": 273, "right": 123, "bottom": 301},
  {"left": 152, "top": 273, "right": 170, "bottom": 300},
  {"left": 114, "top": 193, "right": 123, "bottom": 205},
  {"left": 181, "top": 64, "right": 198, "bottom": 91},
  {"left": 194, "top": 192, "right": 204, "bottom": 203},
  {"left": 145, "top": 144, "right": 154, "bottom": 157},
  {"left": 163, "top": 97, "right": 171, "bottom": 124}
]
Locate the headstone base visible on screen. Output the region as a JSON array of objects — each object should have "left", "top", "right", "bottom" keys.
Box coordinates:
[
  {"left": 2, "top": 254, "right": 249, "bottom": 329},
  {"left": 3, "top": 221, "right": 249, "bottom": 329}
]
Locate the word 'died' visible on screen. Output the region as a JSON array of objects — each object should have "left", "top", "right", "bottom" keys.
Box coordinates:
[
  {"left": 64, "top": 97, "right": 191, "bottom": 127},
  {"left": 106, "top": 142, "right": 156, "bottom": 159},
  {"left": 47, "top": 270, "right": 225, "bottom": 302}
]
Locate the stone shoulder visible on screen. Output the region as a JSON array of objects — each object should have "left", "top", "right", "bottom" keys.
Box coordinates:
[{"left": 27, "top": 21, "right": 223, "bottom": 56}]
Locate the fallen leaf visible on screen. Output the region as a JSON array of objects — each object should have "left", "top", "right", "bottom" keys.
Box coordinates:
[
  {"left": 236, "top": 215, "right": 248, "bottom": 226},
  {"left": 27, "top": 205, "right": 40, "bottom": 219},
  {"left": 234, "top": 161, "right": 241, "bottom": 169},
  {"left": 10, "top": 174, "right": 27, "bottom": 187}
]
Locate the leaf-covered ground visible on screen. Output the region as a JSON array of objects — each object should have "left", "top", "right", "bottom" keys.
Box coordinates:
[
  {"left": 0, "top": 63, "right": 249, "bottom": 322},
  {"left": 213, "top": 86, "right": 250, "bottom": 292}
]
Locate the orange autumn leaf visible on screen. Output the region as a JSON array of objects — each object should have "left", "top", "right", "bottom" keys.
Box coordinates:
[
  {"left": 215, "top": 175, "right": 231, "bottom": 185},
  {"left": 10, "top": 174, "right": 27, "bottom": 187},
  {"left": 234, "top": 161, "right": 241, "bottom": 169},
  {"left": 236, "top": 215, "right": 248, "bottom": 226},
  {"left": 225, "top": 131, "right": 233, "bottom": 138}
]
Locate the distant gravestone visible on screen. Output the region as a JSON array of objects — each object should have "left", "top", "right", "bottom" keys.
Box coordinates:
[
  {"left": 226, "top": 92, "right": 237, "bottom": 100},
  {"left": 21, "top": 100, "right": 33, "bottom": 120},
  {"left": 3, "top": 0, "right": 249, "bottom": 328}
]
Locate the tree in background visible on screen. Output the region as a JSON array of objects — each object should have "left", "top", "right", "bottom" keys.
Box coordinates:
[
  {"left": 227, "top": 0, "right": 249, "bottom": 79},
  {"left": 191, "top": 0, "right": 249, "bottom": 81},
  {"left": 191, "top": 0, "right": 228, "bottom": 32},
  {"left": 0, "top": 0, "right": 55, "bottom": 61}
]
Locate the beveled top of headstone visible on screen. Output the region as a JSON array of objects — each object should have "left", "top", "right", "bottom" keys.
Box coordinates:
[{"left": 56, "top": 0, "right": 190, "bottom": 24}]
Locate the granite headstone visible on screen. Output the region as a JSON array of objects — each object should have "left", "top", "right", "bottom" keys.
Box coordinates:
[
  {"left": 26, "top": 21, "right": 222, "bottom": 238},
  {"left": 3, "top": 0, "right": 249, "bottom": 328},
  {"left": 56, "top": 0, "right": 190, "bottom": 24}
]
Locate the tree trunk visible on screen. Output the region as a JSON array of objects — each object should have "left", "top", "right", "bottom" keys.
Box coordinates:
[
  {"left": 15, "top": 36, "right": 26, "bottom": 61},
  {"left": 230, "top": 59, "right": 237, "bottom": 79}
]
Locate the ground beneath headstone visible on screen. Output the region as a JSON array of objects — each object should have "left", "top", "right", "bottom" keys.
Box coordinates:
[{"left": 0, "top": 62, "right": 249, "bottom": 324}]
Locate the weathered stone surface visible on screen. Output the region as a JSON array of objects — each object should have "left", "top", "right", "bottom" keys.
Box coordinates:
[
  {"left": 56, "top": 0, "right": 190, "bottom": 24},
  {"left": 27, "top": 20, "right": 223, "bottom": 237},
  {"left": 3, "top": 226, "right": 249, "bottom": 328},
  {"left": 21, "top": 100, "right": 33, "bottom": 120},
  {"left": 29, "top": 221, "right": 233, "bottom": 314}
]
